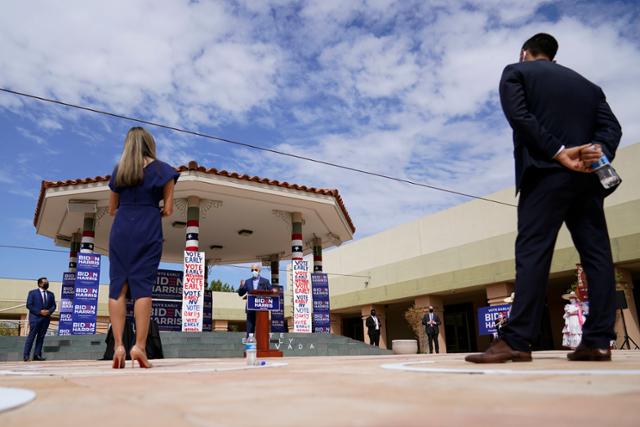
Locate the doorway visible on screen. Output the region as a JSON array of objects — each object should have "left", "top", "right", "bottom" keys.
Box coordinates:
[
  {"left": 444, "top": 303, "right": 477, "bottom": 353},
  {"left": 342, "top": 316, "right": 364, "bottom": 342}
]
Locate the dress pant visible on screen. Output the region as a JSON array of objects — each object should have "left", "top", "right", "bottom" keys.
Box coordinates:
[
  {"left": 502, "top": 168, "right": 616, "bottom": 351},
  {"left": 368, "top": 330, "right": 380, "bottom": 346},
  {"left": 23, "top": 317, "right": 50, "bottom": 358},
  {"left": 427, "top": 333, "right": 439, "bottom": 353}
]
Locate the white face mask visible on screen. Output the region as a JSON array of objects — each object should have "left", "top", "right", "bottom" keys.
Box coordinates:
[{"left": 252, "top": 270, "right": 259, "bottom": 278}]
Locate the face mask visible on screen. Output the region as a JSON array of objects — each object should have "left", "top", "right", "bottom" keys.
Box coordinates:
[
  {"left": 41, "top": 283, "right": 49, "bottom": 290},
  {"left": 429, "top": 309, "right": 434, "bottom": 313},
  {"left": 252, "top": 271, "right": 259, "bottom": 278},
  {"left": 371, "top": 312, "right": 376, "bottom": 316}
]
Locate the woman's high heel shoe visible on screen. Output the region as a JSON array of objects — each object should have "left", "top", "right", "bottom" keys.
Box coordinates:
[
  {"left": 130, "top": 345, "right": 153, "bottom": 369},
  {"left": 112, "top": 346, "right": 126, "bottom": 369}
]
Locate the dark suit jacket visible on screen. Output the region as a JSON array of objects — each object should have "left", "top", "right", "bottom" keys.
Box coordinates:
[
  {"left": 237, "top": 276, "right": 272, "bottom": 300},
  {"left": 365, "top": 315, "right": 381, "bottom": 335},
  {"left": 26, "top": 288, "right": 57, "bottom": 323},
  {"left": 499, "top": 60, "right": 621, "bottom": 192},
  {"left": 422, "top": 313, "right": 441, "bottom": 336}
]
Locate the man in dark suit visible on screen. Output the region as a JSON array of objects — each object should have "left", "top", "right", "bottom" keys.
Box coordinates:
[
  {"left": 23, "top": 277, "right": 57, "bottom": 362},
  {"left": 466, "top": 33, "right": 621, "bottom": 363},
  {"left": 237, "top": 264, "right": 272, "bottom": 334},
  {"left": 365, "top": 308, "right": 381, "bottom": 346},
  {"left": 422, "top": 306, "right": 441, "bottom": 354}
]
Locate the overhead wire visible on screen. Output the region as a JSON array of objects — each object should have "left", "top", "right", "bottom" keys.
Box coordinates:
[{"left": 0, "top": 87, "right": 517, "bottom": 208}]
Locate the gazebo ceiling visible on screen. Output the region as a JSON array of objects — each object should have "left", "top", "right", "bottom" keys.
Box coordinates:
[{"left": 34, "top": 161, "right": 355, "bottom": 264}]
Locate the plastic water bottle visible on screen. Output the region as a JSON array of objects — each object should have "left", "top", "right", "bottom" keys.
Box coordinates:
[
  {"left": 245, "top": 333, "right": 257, "bottom": 366},
  {"left": 591, "top": 153, "right": 621, "bottom": 189}
]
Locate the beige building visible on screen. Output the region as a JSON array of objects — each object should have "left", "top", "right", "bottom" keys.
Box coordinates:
[
  {"left": 320, "top": 143, "right": 640, "bottom": 353},
  {"left": 2, "top": 144, "right": 639, "bottom": 354}
]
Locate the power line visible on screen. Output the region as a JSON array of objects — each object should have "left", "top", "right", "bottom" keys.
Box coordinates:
[
  {"left": 0, "top": 87, "right": 517, "bottom": 208},
  {"left": 0, "top": 244, "right": 370, "bottom": 279}
]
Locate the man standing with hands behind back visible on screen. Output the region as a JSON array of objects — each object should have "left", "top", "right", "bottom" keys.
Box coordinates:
[
  {"left": 422, "top": 306, "right": 441, "bottom": 354},
  {"left": 23, "top": 277, "right": 56, "bottom": 362},
  {"left": 466, "top": 33, "right": 622, "bottom": 363}
]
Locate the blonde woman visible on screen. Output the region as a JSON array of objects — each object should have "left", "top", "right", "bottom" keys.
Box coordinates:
[{"left": 108, "top": 127, "right": 179, "bottom": 368}]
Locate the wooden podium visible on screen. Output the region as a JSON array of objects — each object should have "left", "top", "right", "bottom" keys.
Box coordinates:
[{"left": 250, "top": 289, "right": 283, "bottom": 358}]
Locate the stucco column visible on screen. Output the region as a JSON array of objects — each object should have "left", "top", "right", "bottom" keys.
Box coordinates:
[
  {"left": 330, "top": 313, "right": 342, "bottom": 335},
  {"left": 361, "top": 304, "right": 387, "bottom": 349},
  {"left": 615, "top": 267, "right": 640, "bottom": 349},
  {"left": 291, "top": 212, "right": 303, "bottom": 261},
  {"left": 80, "top": 213, "right": 96, "bottom": 253},
  {"left": 312, "top": 237, "right": 322, "bottom": 272},
  {"left": 186, "top": 196, "right": 200, "bottom": 251},
  {"left": 68, "top": 232, "right": 81, "bottom": 272},
  {"left": 415, "top": 295, "right": 446, "bottom": 354},
  {"left": 214, "top": 319, "right": 228, "bottom": 332},
  {"left": 485, "top": 282, "right": 514, "bottom": 306}
]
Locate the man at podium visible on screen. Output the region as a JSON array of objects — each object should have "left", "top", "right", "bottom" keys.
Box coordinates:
[{"left": 238, "top": 264, "right": 273, "bottom": 334}]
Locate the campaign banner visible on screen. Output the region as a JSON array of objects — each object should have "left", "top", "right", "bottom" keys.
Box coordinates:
[
  {"left": 182, "top": 251, "right": 205, "bottom": 332},
  {"left": 311, "top": 273, "right": 331, "bottom": 333},
  {"left": 125, "top": 269, "right": 213, "bottom": 332},
  {"left": 248, "top": 294, "right": 281, "bottom": 311},
  {"left": 270, "top": 285, "right": 286, "bottom": 333},
  {"left": 477, "top": 304, "right": 511, "bottom": 336},
  {"left": 151, "top": 300, "right": 182, "bottom": 331},
  {"left": 292, "top": 259, "right": 312, "bottom": 333},
  {"left": 154, "top": 269, "right": 183, "bottom": 300},
  {"left": 57, "top": 272, "right": 76, "bottom": 336},
  {"left": 203, "top": 290, "right": 213, "bottom": 332},
  {"left": 71, "top": 253, "right": 101, "bottom": 335}
]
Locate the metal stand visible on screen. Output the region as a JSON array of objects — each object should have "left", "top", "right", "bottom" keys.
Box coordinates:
[{"left": 618, "top": 307, "right": 640, "bottom": 350}]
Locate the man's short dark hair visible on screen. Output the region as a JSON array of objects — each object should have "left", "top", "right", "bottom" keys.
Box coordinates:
[
  {"left": 522, "top": 33, "right": 558, "bottom": 60},
  {"left": 37, "top": 277, "right": 48, "bottom": 285}
]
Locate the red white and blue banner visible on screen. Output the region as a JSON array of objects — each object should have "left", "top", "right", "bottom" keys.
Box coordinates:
[
  {"left": 126, "top": 269, "right": 212, "bottom": 332},
  {"left": 311, "top": 273, "right": 331, "bottom": 333},
  {"left": 57, "top": 272, "right": 76, "bottom": 336},
  {"left": 292, "top": 259, "right": 312, "bottom": 333},
  {"left": 71, "top": 253, "right": 101, "bottom": 335},
  {"left": 477, "top": 304, "right": 511, "bottom": 336},
  {"left": 182, "top": 251, "right": 206, "bottom": 332}
]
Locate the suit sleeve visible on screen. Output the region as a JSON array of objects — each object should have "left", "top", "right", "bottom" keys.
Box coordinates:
[
  {"left": 238, "top": 282, "right": 247, "bottom": 297},
  {"left": 592, "top": 89, "right": 622, "bottom": 161},
  {"left": 435, "top": 315, "right": 441, "bottom": 326},
  {"left": 50, "top": 293, "right": 56, "bottom": 314},
  {"left": 421, "top": 315, "right": 427, "bottom": 326},
  {"left": 26, "top": 292, "right": 40, "bottom": 316},
  {"left": 263, "top": 278, "right": 273, "bottom": 291},
  {"left": 499, "top": 64, "right": 564, "bottom": 159}
]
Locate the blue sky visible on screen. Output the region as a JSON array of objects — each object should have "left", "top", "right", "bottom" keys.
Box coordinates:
[{"left": 1, "top": 0, "right": 639, "bottom": 289}]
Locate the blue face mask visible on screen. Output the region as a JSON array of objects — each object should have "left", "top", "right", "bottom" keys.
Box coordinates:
[{"left": 252, "top": 270, "right": 259, "bottom": 278}]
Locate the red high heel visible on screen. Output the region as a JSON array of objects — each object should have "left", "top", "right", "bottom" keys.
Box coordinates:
[
  {"left": 112, "top": 346, "right": 126, "bottom": 369},
  {"left": 130, "top": 345, "right": 152, "bottom": 368}
]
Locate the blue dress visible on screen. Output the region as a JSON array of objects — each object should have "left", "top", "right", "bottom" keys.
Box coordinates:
[{"left": 108, "top": 160, "right": 180, "bottom": 300}]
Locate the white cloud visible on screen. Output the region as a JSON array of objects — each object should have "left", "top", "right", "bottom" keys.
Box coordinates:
[{"left": 1, "top": 0, "right": 639, "bottom": 240}]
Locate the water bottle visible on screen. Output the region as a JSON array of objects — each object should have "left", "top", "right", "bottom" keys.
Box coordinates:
[
  {"left": 591, "top": 153, "right": 621, "bottom": 189},
  {"left": 245, "top": 333, "right": 257, "bottom": 366}
]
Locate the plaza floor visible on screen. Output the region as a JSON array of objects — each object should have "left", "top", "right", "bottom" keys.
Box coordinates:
[{"left": 1, "top": 350, "right": 640, "bottom": 426}]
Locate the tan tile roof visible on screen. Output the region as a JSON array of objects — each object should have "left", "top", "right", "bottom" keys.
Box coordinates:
[{"left": 34, "top": 160, "right": 356, "bottom": 233}]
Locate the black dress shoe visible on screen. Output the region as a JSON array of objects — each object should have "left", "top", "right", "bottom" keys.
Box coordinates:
[
  {"left": 465, "top": 339, "right": 532, "bottom": 363},
  {"left": 23, "top": 357, "right": 30, "bottom": 362},
  {"left": 567, "top": 344, "right": 611, "bottom": 361},
  {"left": 33, "top": 355, "right": 47, "bottom": 361}
]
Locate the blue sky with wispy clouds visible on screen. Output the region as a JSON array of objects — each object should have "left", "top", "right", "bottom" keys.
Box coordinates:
[{"left": 1, "top": 0, "right": 639, "bottom": 288}]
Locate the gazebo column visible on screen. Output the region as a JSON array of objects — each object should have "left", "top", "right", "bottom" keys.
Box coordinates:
[
  {"left": 80, "top": 213, "right": 96, "bottom": 253},
  {"left": 291, "top": 212, "right": 303, "bottom": 261},
  {"left": 186, "top": 196, "right": 200, "bottom": 251},
  {"left": 68, "top": 232, "right": 81, "bottom": 272},
  {"left": 313, "top": 237, "right": 322, "bottom": 272}
]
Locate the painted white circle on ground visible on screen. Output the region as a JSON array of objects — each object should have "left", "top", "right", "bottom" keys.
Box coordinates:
[
  {"left": 0, "top": 388, "right": 36, "bottom": 413},
  {"left": 0, "top": 361, "right": 288, "bottom": 378},
  {"left": 381, "top": 361, "right": 640, "bottom": 376}
]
